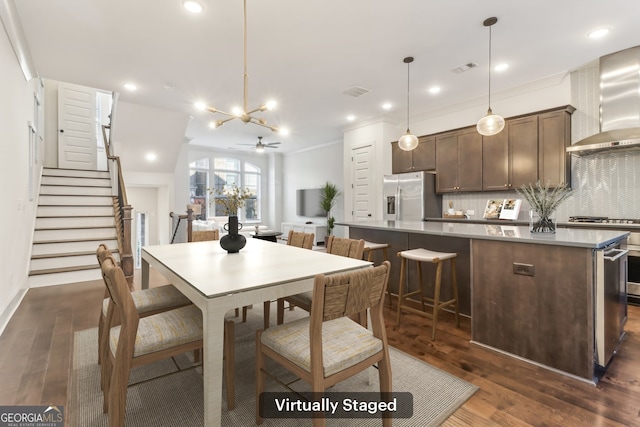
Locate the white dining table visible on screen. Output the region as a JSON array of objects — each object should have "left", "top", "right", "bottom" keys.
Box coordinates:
[{"left": 141, "top": 238, "right": 371, "bottom": 426}]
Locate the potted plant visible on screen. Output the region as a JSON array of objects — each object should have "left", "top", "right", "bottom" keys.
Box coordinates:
[
  {"left": 319, "top": 182, "right": 340, "bottom": 237},
  {"left": 517, "top": 181, "right": 573, "bottom": 233}
]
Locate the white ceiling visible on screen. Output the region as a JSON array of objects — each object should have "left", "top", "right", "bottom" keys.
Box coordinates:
[{"left": 12, "top": 0, "right": 640, "bottom": 172}]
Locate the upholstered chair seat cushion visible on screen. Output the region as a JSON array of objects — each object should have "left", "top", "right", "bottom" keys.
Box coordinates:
[
  {"left": 284, "top": 291, "right": 313, "bottom": 308},
  {"left": 260, "top": 316, "right": 383, "bottom": 378},
  {"left": 109, "top": 305, "right": 203, "bottom": 358},
  {"left": 102, "top": 285, "right": 191, "bottom": 317}
]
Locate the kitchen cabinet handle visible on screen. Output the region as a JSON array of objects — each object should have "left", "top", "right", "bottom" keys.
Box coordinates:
[{"left": 604, "top": 248, "right": 628, "bottom": 261}]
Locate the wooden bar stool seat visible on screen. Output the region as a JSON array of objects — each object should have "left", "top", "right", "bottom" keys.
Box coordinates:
[
  {"left": 396, "top": 248, "right": 460, "bottom": 340},
  {"left": 363, "top": 241, "right": 392, "bottom": 306}
]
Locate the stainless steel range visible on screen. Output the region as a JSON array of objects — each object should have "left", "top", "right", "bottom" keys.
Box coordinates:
[{"left": 568, "top": 216, "right": 640, "bottom": 305}]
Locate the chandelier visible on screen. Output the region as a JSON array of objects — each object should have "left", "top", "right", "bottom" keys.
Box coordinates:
[{"left": 203, "top": 0, "right": 284, "bottom": 134}]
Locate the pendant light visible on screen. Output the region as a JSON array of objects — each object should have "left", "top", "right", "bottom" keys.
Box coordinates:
[
  {"left": 476, "top": 17, "right": 505, "bottom": 136},
  {"left": 398, "top": 56, "right": 419, "bottom": 151}
]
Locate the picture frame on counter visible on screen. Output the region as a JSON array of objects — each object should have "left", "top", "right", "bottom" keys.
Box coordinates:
[
  {"left": 483, "top": 199, "right": 503, "bottom": 219},
  {"left": 499, "top": 199, "right": 522, "bottom": 220}
]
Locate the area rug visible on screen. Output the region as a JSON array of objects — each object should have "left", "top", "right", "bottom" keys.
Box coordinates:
[{"left": 70, "top": 305, "right": 477, "bottom": 426}]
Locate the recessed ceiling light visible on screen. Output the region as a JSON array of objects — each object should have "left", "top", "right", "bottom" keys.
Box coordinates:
[
  {"left": 347, "top": 115, "right": 356, "bottom": 122},
  {"left": 382, "top": 102, "right": 393, "bottom": 111},
  {"left": 588, "top": 27, "right": 610, "bottom": 39},
  {"left": 145, "top": 153, "right": 157, "bottom": 162},
  {"left": 278, "top": 128, "right": 289, "bottom": 136},
  {"left": 494, "top": 63, "right": 509, "bottom": 72},
  {"left": 183, "top": 0, "right": 204, "bottom": 14},
  {"left": 124, "top": 83, "right": 137, "bottom": 91},
  {"left": 428, "top": 86, "right": 441, "bottom": 94}
]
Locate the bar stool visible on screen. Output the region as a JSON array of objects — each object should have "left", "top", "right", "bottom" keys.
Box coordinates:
[
  {"left": 396, "top": 248, "right": 460, "bottom": 340},
  {"left": 363, "top": 241, "right": 392, "bottom": 306}
]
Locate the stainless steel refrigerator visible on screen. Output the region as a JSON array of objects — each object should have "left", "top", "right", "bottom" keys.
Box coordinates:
[{"left": 383, "top": 171, "right": 442, "bottom": 221}]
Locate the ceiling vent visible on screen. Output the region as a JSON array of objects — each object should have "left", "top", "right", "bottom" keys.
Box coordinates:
[
  {"left": 342, "top": 85, "right": 371, "bottom": 97},
  {"left": 450, "top": 62, "right": 478, "bottom": 73}
]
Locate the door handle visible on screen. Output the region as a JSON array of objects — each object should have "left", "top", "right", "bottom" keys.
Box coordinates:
[
  {"left": 604, "top": 249, "right": 628, "bottom": 262},
  {"left": 60, "top": 129, "right": 64, "bottom": 133}
]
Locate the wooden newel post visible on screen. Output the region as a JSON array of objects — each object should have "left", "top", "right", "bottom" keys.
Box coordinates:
[
  {"left": 187, "top": 208, "right": 194, "bottom": 242},
  {"left": 121, "top": 204, "right": 134, "bottom": 287}
]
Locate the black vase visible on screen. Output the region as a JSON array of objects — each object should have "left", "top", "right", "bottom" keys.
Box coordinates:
[{"left": 220, "top": 215, "right": 246, "bottom": 253}]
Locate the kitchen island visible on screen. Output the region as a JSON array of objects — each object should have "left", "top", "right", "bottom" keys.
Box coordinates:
[{"left": 337, "top": 220, "right": 629, "bottom": 382}]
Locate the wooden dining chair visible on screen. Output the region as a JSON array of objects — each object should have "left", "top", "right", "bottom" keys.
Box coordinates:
[
  {"left": 266, "top": 231, "right": 316, "bottom": 328},
  {"left": 256, "top": 261, "right": 392, "bottom": 427},
  {"left": 99, "top": 255, "right": 235, "bottom": 426},
  {"left": 96, "top": 244, "right": 192, "bottom": 367},
  {"left": 286, "top": 229, "right": 315, "bottom": 249},
  {"left": 191, "top": 228, "right": 220, "bottom": 242},
  {"left": 276, "top": 236, "right": 365, "bottom": 325}
]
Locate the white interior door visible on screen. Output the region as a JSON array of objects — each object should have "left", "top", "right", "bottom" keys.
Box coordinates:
[
  {"left": 351, "top": 145, "right": 375, "bottom": 220},
  {"left": 58, "top": 82, "right": 97, "bottom": 170}
]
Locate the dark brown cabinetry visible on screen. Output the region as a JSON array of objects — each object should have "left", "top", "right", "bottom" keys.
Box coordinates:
[
  {"left": 483, "top": 116, "right": 539, "bottom": 191},
  {"left": 433, "top": 105, "right": 573, "bottom": 193},
  {"left": 391, "top": 136, "right": 436, "bottom": 173},
  {"left": 435, "top": 128, "right": 483, "bottom": 193},
  {"left": 538, "top": 107, "right": 574, "bottom": 187}
]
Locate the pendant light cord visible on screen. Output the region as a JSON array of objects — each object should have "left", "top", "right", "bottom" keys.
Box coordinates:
[
  {"left": 243, "top": 0, "right": 248, "bottom": 113},
  {"left": 405, "top": 58, "right": 411, "bottom": 132},
  {"left": 487, "top": 24, "right": 492, "bottom": 112}
]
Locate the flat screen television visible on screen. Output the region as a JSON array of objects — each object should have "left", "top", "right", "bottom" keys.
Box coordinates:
[{"left": 296, "top": 188, "right": 325, "bottom": 217}]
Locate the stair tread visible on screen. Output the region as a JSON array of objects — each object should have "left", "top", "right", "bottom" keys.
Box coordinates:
[
  {"left": 33, "top": 237, "right": 117, "bottom": 244},
  {"left": 41, "top": 183, "right": 111, "bottom": 188},
  {"left": 29, "top": 264, "right": 100, "bottom": 276},
  {"left": 38, "top": 204, "right": 113, "bottom": 207},
  {"left": 39, "top": 193, "right": 112, "bottom": 196},
  {"left": 31, "top": 249, "right": 119, "bottom": 260},
  {"left": 37, "top": 215, "right": 115, "bottom": 218},
  {"left": 35, "top": 225, "right": 116, "bottom": 231}
]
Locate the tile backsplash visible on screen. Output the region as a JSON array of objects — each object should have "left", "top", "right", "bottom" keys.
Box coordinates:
[{"left": 442, "top": 60, "right": 640, "bottom": 222}]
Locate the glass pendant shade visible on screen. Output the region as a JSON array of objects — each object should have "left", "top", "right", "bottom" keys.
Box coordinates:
[
  {"left": 477, "top": 17, "right": 504, "bottom": 136},
  {"left": 398, "top": 56, "right": 418, "bottom": 151},
  {"left": 398, "top": 131, "right": 419, "bottom": 151},
  {"left": 476, "top": 109, "right": 505, "bottom": 136}
]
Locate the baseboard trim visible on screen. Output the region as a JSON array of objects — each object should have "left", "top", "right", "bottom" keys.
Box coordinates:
[{"left": 0, "top": 286, "right": 28, "bottom": 337}]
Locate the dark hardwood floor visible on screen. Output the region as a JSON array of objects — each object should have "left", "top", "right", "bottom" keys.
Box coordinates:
[{"left": 1, "top": 270, "right": 639, "bottom": 426}]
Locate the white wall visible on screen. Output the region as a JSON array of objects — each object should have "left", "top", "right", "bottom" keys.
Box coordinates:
[
  {"left": 282, "top": 141, "right": 345, "bottom": 237},
  {"left": 122, "top": 171, "right": 174, "bottom": 245},
  {"left": 342, "top": 117, "right": 397, "bottom": 223},
  {"left": 0, "top": 24, "right": 38, "bottom": 332}
]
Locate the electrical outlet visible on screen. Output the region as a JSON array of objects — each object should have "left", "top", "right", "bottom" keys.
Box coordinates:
[
  {"left": 513, "top": 263, "right": 535, "bottom": 276},
  {"left": 466, "top": 209, "right": 475, "bottom": 216}
]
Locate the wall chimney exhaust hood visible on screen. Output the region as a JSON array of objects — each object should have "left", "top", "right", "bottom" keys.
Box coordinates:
[{"left": 567, "top": 45, "right": 640, "bottom": 156}]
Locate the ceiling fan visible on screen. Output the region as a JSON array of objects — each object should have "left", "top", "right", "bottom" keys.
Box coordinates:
[{"left": 238, "top": 136, "right": 281, "bottom": 152}]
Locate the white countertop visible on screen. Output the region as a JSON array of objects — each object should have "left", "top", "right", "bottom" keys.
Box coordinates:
[{"left": 337, "top": 220, "right": 629, "bottom": 249}]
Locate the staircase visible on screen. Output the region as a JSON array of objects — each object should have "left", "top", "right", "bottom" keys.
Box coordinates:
[{"left": 28, "top": 168, "right": 120, "bottom": 287}]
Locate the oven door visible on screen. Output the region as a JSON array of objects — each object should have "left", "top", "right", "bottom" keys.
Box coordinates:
[
  {"left": 627, "top": 245, "right": 640, "bottom": 301},
  {"left": 595, "top": 245, "right": 628, "bottom": 368}
]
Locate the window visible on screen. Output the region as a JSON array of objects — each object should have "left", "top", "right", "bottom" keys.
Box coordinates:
[
  {"left": 210, "top": 157, "right": 261, "bottom": 222},
  {"left": 189, "top": 158, "right": 209, "bottom": 219}
]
